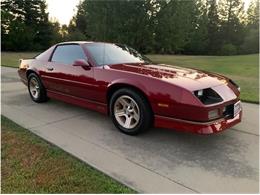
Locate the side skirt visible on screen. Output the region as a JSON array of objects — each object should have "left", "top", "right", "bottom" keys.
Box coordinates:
[{"left": 47, "top": 90, "right": 108, "bottom": 114}]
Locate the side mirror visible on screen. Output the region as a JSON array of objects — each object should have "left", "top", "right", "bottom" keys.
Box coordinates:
[{"left": 73, "top": 59, "right": 90, "bottom": 67}]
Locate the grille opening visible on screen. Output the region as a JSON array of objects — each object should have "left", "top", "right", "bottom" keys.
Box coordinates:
[
  {"left": 195, "top": 88, "right": 223, "bottom": 105},
  {"left": 223, "top": 104, "right": 234, "bottom": 119}
]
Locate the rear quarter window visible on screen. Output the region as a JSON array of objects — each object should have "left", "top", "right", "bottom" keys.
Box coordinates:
[{"left": 35, "top": 46, "right": 55, "bottom": 61}]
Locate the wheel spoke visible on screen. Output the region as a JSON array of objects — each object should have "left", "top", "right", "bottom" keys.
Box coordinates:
[
  {"left": 119, "top": 98, "right": 129, "bottom": 107},
  {"left": 130, "top": 101, "right": 136, "bottom": 108},
  {"left": 124, "top": 116, "right": 132, "bottom": 128},
  {"left": 115, "top": 110, "right": 125, "bottom": 117},
  {"left": 132, "top": 111, "right": 139, "bottom": 121},
  {"left": 31, "top": 79, "right": 37, "bottom": 86}
]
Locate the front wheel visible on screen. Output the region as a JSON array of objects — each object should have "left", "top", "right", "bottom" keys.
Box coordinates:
[{"left": 110, "top": 88, "right": 153, "bottom": 135}]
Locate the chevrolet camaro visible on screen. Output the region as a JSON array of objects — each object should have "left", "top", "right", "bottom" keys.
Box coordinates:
[{"left": 18, "top": 41, "right": 242, "bottom": 135}]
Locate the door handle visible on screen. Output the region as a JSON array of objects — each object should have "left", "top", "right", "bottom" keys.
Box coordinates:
[{"left": 47, "top": 67, "right": 54, "bottom": 71}]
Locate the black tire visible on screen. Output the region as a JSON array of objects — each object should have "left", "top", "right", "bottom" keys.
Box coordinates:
[
  {"left": 28, "top": 73, "right": 48, "bottom": 103},
  {"left": 110, "top": 88, "right": 153, "bottom": 135}
]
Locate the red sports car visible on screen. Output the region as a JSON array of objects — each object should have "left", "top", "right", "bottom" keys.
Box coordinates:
[{"left": 18, "top": 41, "right": 242, "bottom": 135}]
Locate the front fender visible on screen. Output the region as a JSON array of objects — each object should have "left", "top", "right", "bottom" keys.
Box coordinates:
[{"left": 108, "top": 78, "right": 150, "bottom": 97}]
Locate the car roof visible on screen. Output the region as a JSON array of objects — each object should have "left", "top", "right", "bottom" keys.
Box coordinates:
[{"left": 56, "top": 41, "right": 118, "bottom": 46}]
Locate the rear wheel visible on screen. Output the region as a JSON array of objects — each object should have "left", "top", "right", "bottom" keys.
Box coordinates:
[
  {"left": 110, "top": 88, "right": 153, "bottom": 135},
  {"left": 28, "top": 73, "right": 48, "bottom": 103}
]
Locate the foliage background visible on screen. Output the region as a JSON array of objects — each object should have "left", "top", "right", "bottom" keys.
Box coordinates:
[{"left": 1, "top": 0, "right": 259, "bottom": 55}]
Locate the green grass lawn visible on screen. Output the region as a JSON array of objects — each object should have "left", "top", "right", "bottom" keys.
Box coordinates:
[
  {"left": 1, "top": 115, "right": 135, "bottom": 193},
  {"left": 1, "top": 52, "right": 259, "bottom": 103},
  {"left": 1, "top": 52, "right": 39, "bottom": 68}
]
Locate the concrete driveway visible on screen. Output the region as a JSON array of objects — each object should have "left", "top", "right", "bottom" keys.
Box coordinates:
[{"left": 1, "top": 66, "right": 259, "bottom": 193}]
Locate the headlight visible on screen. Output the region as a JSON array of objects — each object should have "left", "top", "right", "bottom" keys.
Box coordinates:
[
  {"left": 194, "top": 88, "right": 223, "bottom": 105},
  {"left": 197, "top": 89, "right": 203, "bottom": 97},
  {"left": 194, "top": 89, "right": 203, "bottom": 97}
]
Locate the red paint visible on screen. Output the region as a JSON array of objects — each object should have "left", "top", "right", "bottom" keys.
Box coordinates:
[
  {"left": 18, "top": 41, "right": 242, "bottom": 134},
  {"left": 154, "top": 112, "right": 242, "bottom": 134}
]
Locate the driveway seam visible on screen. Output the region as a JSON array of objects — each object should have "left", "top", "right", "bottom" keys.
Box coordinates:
[
  {"left": 230, "top": 128, "right": 259, "bottom": 136},
  {"left": 27, "top": 114, "right": 86, "bottom": 129}
]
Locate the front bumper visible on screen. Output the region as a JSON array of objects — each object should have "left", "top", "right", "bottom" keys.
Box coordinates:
[{"left": 154, "top": 110, "right": 242, "bottom": 134}]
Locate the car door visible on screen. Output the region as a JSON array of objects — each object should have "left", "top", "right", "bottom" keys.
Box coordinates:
[{"left": 41, "top": 44, "right": 97, "bottom": 100}]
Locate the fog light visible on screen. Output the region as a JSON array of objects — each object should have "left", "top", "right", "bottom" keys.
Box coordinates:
[{"left": 208, "top": 109, "right": 219, "bottom": 120}]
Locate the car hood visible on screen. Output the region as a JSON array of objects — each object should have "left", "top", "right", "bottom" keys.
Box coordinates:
[{"left": 107, "top": 63, "right": 229, "bottom": 91}]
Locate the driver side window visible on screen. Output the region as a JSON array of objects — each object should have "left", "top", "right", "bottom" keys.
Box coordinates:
[{"left": 51, "top": 44, "right": 86, "bottom": 65}]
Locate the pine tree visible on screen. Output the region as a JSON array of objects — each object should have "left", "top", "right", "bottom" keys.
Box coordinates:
[
  {"left": 241, "top": 0, "right": 259, "bottom": 53},
  {"left": 155, "top": 0, "right": 200, "bottom": 54},
  {"left": 185, "top": 0, "right": 209, "bottom": 54},
  {"left": 207, "top": 0, "right": 222, "bottom": 54},
  {"left": 73, "top": 0, "right": 155, "bottom": 53},
  {"left": 247, "top": 0, "right": 259, "bottom": 27},
  {"left": 1, "top": 0, "right": 60, "bottom": 51},
  {"left": 218, "top": 0, "right": 246, "bottom": 54}
]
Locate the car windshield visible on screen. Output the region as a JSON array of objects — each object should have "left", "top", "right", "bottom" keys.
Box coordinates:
[{"left": 84, "top": 43, "right": 152, "bottom": 66}]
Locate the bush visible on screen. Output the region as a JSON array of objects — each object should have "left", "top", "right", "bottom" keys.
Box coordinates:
[
  {"left": 240, "top": 28, "right": 259, "bottom": 54},
  {"left": 220, "top": 43, "right": 238, "bottom": 55}
]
